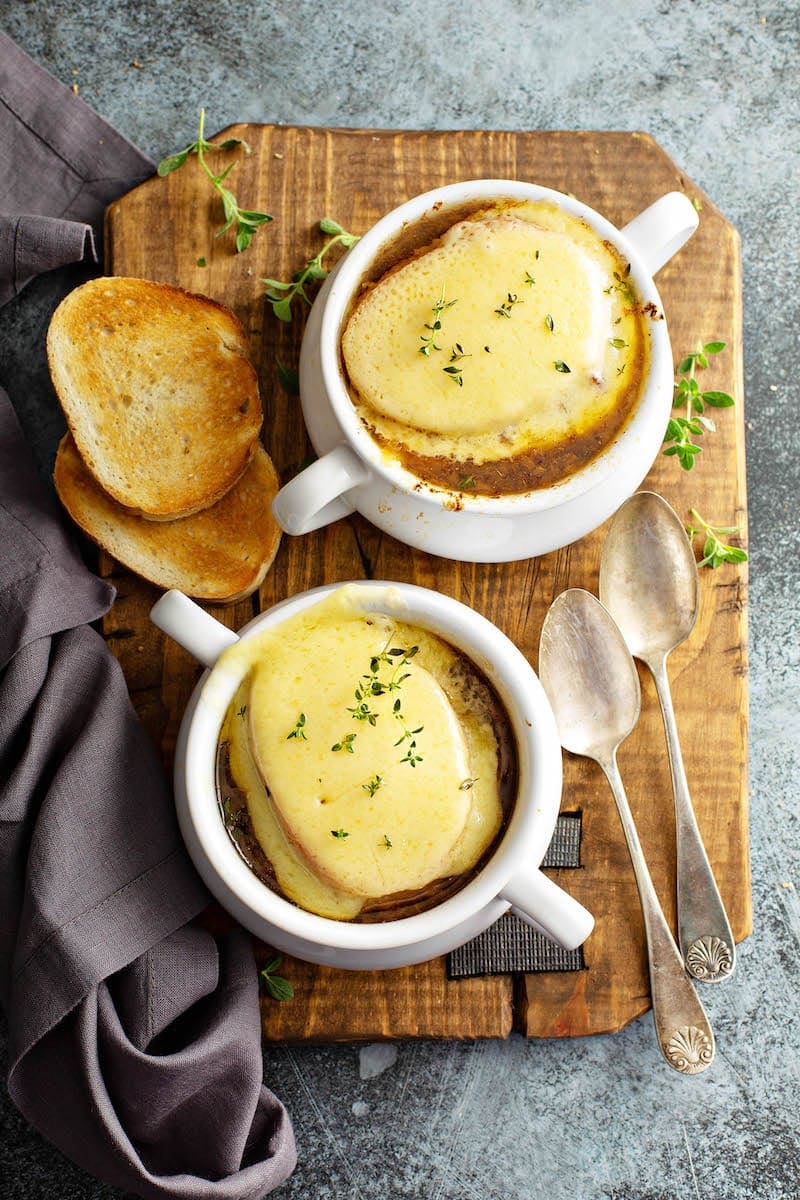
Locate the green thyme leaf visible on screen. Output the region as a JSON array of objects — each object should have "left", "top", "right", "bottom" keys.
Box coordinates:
[
  {"left": 331, "top": 828, "right": 349, "bottom": 839},
  {"left": 494, "top": 291, "right": 523, "bottom": 318},
  {"left": 286, "top": 713, "right": 307, "bottom": 740},
  {"left": 331, "top": 732, "right": 357, "bottom": 753},
  {"left": 554, "top": 360, "right": 571, "bottom": 373}
]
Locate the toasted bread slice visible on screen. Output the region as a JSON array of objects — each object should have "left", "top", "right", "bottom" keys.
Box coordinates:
[
  {"left": 54, "top": 433, "right": 282, "bottom": 603},
  {"left": 47, "top": 277, "right": 262, "bottom": 519}
]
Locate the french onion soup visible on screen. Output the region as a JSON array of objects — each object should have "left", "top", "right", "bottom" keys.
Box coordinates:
[
  {"left": 215, "top": 587, "right": 516, "bottom": 920},
  {"left": 340, "top": 200, "right": 651, "bottom": 496}
]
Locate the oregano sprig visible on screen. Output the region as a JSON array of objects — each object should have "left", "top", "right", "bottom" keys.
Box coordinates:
[
  {"left": 157, "top": 109, "right": 272, "bottom": 253},
  {"left": 264, "top": 218, "right": 359, "bottom": 323},
  {"left": 686, "top": 509, "right": 748, "bottom": 569},
  {"left": 258, "top": 955, "right": 294, "bottom": 1002},
  {"left": 662, "top": 340, "right": 734, "bottom": 469}
]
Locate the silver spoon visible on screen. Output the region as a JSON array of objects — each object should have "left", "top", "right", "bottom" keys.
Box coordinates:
[
  {"left": 599, "top": 491, "right": 735, "bottom": 984},
  {"left": 539, "top": 589, "right": 714, "bottom": 1074}
]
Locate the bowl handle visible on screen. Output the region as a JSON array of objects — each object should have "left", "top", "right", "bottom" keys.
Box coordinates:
[
  {"left": 621, "top": 191, "right": 700, "bottom": 276},
  {"left": 150, "top": 590, "right": 239, "bottom": 668},
  {"left": 271, "top": 443, "right": 369, "bottom": 535},
  {"left": 500, "top": 868, "right": 595, "bottom": 951}
]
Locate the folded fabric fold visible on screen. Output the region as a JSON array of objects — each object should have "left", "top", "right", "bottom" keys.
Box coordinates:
[
  {"left": 13, "top": 929, "right": 294, "bottom": 1200},
  {"left": 0, "top": 211, "right": 98, "bottom": 306},
  {"left": 0, "top": 30, "right": 154, "bottom": 305}
]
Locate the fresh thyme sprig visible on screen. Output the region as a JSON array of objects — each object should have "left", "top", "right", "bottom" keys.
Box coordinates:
[
  {"left": 392, "top": 697, "right": 424, "bottom": 768},
  {"left": 686, "top": 509, "right": 748, "bottom": 569},
  {"left": 662, "top": 340, "right": 734, "bottom": 469},
  {"left": 157, "top": 109, "right": 273, "bottom": 253},
  {"left": 443, "top": 343, "right": 470, "bottom": 387},
  {"left": 347, "top": 646, "right": 420, "bottom": 726},
  {"left": 494, "top": 292, "right": 523, "bottom": 318},
  {"left": 419, "top": 287, "right": 457, "bottom": 355},
  {"left": 264, "top": 218, "right": 359, "bottom": 323},
  {"left": 286, "top": 713, "right": 307, "bottom": 740},
  {"left": 258, "top": 955, "right": 294, "bottom": 1002},
  {"left": 331, "top": 732, "right": 357, "bottom": 753},
  {"left": 605, "top": 264, "right": 635, "bottom": 304},
  {"left": 362, "top": 775, "right": 384, "bottom": 797},
  {"left": 340, "top": 646, "right": 425, "bottom": 768},
  {"left": 331, "top": 828, "right": 349, "bottom": 839}
]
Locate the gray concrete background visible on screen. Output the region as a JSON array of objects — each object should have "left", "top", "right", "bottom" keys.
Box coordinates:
[{"left": 0, "top": 1, "right": 798, "bottom": 1197}]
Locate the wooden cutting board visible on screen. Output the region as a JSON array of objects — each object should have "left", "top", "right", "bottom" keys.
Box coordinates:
[{"left": 103, "top": 127, "right": 750, "bottom": 1041}]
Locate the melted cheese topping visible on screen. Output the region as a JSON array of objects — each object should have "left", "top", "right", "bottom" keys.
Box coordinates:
[
  {"left": 216, "top": 586, "right": 505, "bottom": 918},
  {"left": 341, "top": 201, "right": 647, "bottom": 473}
]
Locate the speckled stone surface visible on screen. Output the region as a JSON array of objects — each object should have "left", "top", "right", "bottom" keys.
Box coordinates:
[{"left": 1, "top": 2, "right": 798, "bottom": 1198}]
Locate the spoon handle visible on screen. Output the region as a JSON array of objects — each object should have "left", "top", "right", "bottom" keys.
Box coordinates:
[
  {"left": 601, "top": 753, "right": 715, "bottom": 1074},
  {"left": 651, "top": 657, "right": 736, "bottom": 983}
]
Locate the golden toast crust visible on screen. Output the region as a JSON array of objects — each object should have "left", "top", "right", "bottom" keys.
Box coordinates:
[
  {"left": 54, "top": 433, "right": 281, "bottom": 603},
  {"left": 47, "top": 277, "right": 263, "bottom": 519}
]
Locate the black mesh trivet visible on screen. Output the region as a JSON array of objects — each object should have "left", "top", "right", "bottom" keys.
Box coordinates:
[{"left": 447, "top": 812, "right": 585, "bottom": 978}]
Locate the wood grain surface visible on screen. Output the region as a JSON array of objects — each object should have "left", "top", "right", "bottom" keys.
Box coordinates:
[{"left": 103, "top": 127, "right": 750, "bottom": 1042}]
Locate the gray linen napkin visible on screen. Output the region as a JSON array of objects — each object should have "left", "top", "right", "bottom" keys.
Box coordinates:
[
  {"left": 0, "top": 32, "right": 154, "bottom": 305},
  {"left": 0, "top": 33, "right": 296, "bottom": 1200}
]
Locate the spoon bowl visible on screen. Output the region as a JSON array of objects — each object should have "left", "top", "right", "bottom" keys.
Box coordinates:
[
  {"left": 600, "top": 490, "right": 698, "bottom": 664},
  {"left": 539, "top": 588, "right": 640, "bottom": 759}
]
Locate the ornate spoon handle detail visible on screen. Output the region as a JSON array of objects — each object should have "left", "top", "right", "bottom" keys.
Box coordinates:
[
  {"left": 601, "top": 752, "right": 715, "bottom": 1074},
  {"left": 651, "top": 656, "right": 736, "bottom": 983}
]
